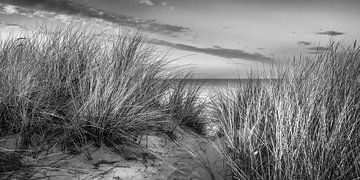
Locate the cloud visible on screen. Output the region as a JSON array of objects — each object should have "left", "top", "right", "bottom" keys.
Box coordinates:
[
  {"left": 0, "top": 22, "right": 27, "bottom": 30},
  {"left": 134, "top": 0, "right": 169, "bottom": 6},
  {"left": 307, "top": 46, "right": 330, "bottom": 54},
  {"left": 307, "top": 47, "right": 330, "bottom": 51},
  {"left": 219, "top": 25, "right": 235, "bottom": 30},
  {"left": 316, "top": 31, "right": 344, "bottom": 36},
  {"left": 137, "top": 0, "right": 155, "bottom": 6},
  {"left": 297, "top": 41, "right": 311, "bottom": 46},
  {"left": 0, "top": 4, "right": 35, "bottom": 16},
  {"left": 2, "top": 4, "right": 18, "bottom": 14},
  {"left": 5, "top": 23, "right": 24, "bottom": 27},
  {"left": 1, "top": 0, "right": 189, "bottom": 35},
  {"left": 54, "top": 14, "right": 73, "bottom": 23},
  {"left": 148, "top": 39, "right": 273, "bottom": 62}
]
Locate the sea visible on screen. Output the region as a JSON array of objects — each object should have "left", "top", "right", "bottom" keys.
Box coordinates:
[{"left": 182, "top": 78, "right": 282, "bottom": 101}]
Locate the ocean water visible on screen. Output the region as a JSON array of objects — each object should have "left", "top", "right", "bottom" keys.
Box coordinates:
[{"left": 183, "top": 79, "right": 281, "bottom": 101}]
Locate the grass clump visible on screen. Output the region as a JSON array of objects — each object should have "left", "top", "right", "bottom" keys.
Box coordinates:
[
  {"left": 163, "top": 77, "right": 206, "bottom": 136},
  {"left": 0, "top": 25, "right": 207, "bottom": 179},
  {"left": 211, "top": 42, "right": 360, "bottom": 179},
  {"left": 0, "top": 26, "right": 186, "bottom": 154}
]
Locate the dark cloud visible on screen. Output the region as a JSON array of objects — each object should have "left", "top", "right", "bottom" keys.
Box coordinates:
[
  {"left": 307, "top": 46, "right": 330, "bottom": 54},
  {"left": 5, "top": 23, "right": 26, "bottom": 28},
  {"left": 148, "top": 39, "right": 273, "bottom": 62},
  {"left": 0, "top": 0, "right": 189, "bottom": 35},
  {"left": 297, "top": 41, "right": 311, "bottom": 46},
  {"left": 316, "top": 31, "right": 344, "bottom": 36},
  {"left": 307, "top": 47, "right": 330, "bottom": 51}
]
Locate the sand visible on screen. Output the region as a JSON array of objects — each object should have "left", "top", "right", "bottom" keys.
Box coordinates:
[{"left": 0, "top": 128, "right": 228, "bottom": 180}]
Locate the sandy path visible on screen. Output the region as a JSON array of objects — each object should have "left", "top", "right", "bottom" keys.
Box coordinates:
[{"left": 1, "top": 129, "right": 228, "bottom": 180}]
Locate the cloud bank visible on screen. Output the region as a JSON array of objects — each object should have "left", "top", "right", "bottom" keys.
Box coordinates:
[
  {"left": 136, "top": 0, "right": 155, "bottom": 6},
  {"left": 149, "top": 39, "right": 273, "bottom": 62},
  {"left": 316, "top": 31, "right": 345, "bottom": 36},
  {"left": 0, "top": 0, "right": 189, "bottom": 35},
  {"left": 307, "top": 46, "right": 331, "bottom": 54},
  {"left": 297, "top": 41, "right": 311, "bottom": 46}
]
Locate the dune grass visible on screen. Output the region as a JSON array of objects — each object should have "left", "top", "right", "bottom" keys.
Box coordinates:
[
  {"left": 163, "top": 77, "right": 206, "bottom": 136},
  {"left": 2, "top": 25, "right": 359, "bottom": 180},
  {"left": 210, "top": 42, "right": 360, "bottom": 179},
  {"left": 0, "top": 27, "right": 167, "bottom": 149},
  {"left": 0, "top": 26, "right": 207, "bottom": 178},
  {"left": 0, "top": 25, "right": 206, "bottom": 176}
]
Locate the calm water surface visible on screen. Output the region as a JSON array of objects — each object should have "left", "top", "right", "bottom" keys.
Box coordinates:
[{"left": 183, "top": 79, "right": 281, "bottom": 100}]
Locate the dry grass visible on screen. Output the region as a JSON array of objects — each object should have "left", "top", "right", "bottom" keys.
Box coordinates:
[
  {"left": 163, "top": 77, "right": 206, "bottom": 136},
  {"left": 211, "top": 42, "right": 360, "bottom": 179},
  {"left": 0, "top": 26, "right": 206, "bottom": 178},
  {"left": 3, "top": 25, "right": 358, "bottom": 180}
]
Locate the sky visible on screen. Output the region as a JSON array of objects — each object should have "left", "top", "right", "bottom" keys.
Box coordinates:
[{"left": 0, "top": 0, "right": 359, "bottom": 78}]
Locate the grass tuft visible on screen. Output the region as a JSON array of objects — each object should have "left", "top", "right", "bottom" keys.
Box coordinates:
[
  {"left": 164, "top": 77, "right": 206, "bottom": 136},
  {"left": 211, "top": 42, "right": 360, "bottom": 179},
  {"left": 0, "top": 26, "right": 192, "bottom": 154}
]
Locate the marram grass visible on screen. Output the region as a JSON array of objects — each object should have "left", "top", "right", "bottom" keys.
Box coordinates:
[
  {"left": 0, "top": 26, "right": 207, "bottom": 178},
  {"left": 2, "top": 26, "right": 359, "bottom": 180},
  {"left": 0, "top": 26, "right": 205, "bottom": 153},
  {"left": 211, "top": 42, "right": 360, "bottom": 179}
]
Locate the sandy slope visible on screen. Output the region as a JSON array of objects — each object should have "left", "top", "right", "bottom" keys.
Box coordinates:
[{"left": 0, "top": 129, "right": 227, "bottom": 180}]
